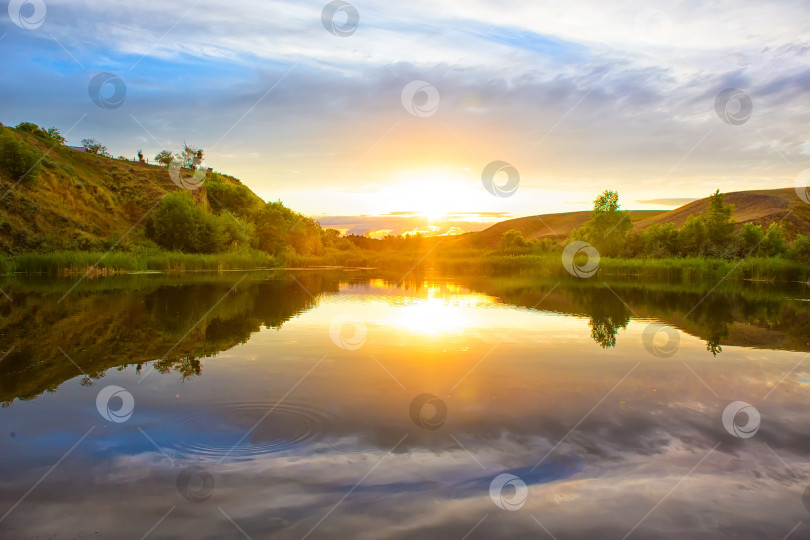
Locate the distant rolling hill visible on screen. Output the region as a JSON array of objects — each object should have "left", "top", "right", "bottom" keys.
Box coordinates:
[
  {"left": 461, "top": 188, "right": 810, "bottom": 248},
  {"left": 457, "top": 210, "right": 664, "bottom": 248}
]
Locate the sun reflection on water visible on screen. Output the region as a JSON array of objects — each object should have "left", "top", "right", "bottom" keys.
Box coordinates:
[{"left": 389, "top": 283, "right": 495, "bottom": 335}]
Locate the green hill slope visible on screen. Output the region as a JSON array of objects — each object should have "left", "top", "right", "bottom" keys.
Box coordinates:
[
  {"left": 464, "top": 188, "right": 810, "bottom": 248},
  {"left": 459, "top": 210, "right": 664, "bottom": 248},
  {"left": 0, "top": 124, "right": 264, "bottom": 255}
]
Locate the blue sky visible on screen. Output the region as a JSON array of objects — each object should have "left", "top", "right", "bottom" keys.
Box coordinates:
[{"left": 2, "top": 0, "right": 810, "bottom": 236}]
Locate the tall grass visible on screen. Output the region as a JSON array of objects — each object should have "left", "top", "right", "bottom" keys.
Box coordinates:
[
  {"left": 289, "top": 248, "right": 810, "bottom": 283},
  {"left": 3, "top": 245, "right": 808, "bottom": 282},
  {"left": 4, "top": 248, "right": 280, "bottom": 275}
]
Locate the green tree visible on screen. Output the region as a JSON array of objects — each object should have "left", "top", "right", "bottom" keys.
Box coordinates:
[
  {"left": 759, "top": 222, "right": 788, "bottom": 257},
  {"left": 571, "top": 190, "right": 631, "bottom": 256},
  {"left": 704, "top": 189, "right": 735, "bottom": 255},
  {"left": 678, "top": 215, "right": 708, "bottom": 255},
  {"left": 81, "top": 138, "right": 108, "bottom": 156},
  {"left": 155, "top": 150, "right": 174, "bottom": 166},
  {"left": 738, "top": 222, "right": 764, "bottom": 256},
  {"left": 206, "top": 175, "right": 260, "bottom": 217},
  {"left": 0, "top": 136, "right": 40, "bottom": 184},
  {"left": 789, "top": 234, "right": 810, "bottom": 262},
  {"left": 145, "top": 192, "right": 226, "bottom": 253},
  {"left": 500, "top": 229, "right": 528, "bottom": 249},
  {"left": 181, "top": 142, "right": 203, "bottom": 170},
  {"left": 252, "top": 201, "right": 323, "bottom": 256},
  {"left": 640, "top": 223, "right": 679, "bottom": 257},
  {"left": 45, "top": 127, "right": 65, "bottom": 144},
  {"left": 15, "top": 122, "right": 65, "bottom": 145}
]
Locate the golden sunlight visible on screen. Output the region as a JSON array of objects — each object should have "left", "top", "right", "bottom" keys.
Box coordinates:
[{"left": 391, "top": 284, "right": 494, "bottom": 335}]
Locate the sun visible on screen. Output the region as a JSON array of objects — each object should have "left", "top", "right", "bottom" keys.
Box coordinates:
[
  {"left": 422, "top": 206, "right": 446, "bottom": 222},
  {"left": 415, "top": 184, "right": 451, "bottom": 222}
]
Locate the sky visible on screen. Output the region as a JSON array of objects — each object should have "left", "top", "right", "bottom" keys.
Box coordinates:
[{"left": 2, "top": 0, "right": 810, "bottom": 237}]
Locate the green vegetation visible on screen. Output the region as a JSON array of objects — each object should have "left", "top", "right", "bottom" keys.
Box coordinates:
[
  {"left": 0, "top": 121, "right": 328, "bottom": 272},
  {"left": 571, "top": 190, "right": 631, "bottom": 256},
  {"left": 1, "top": 119, "right": 810, "bottom": 281},
  {"left": 2, "top": 248, "right": 278, "bottom": 275},
  {"left": 81, "top": 138, "right": 110, "bottom": 157},
  {"left": 0, "top": 126, "right": 43, "bottom": 185}
]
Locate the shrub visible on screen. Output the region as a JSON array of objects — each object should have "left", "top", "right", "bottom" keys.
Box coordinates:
[
  {"left": 145, "top": 192, "right": 226, "bottom": 253},
  {"left": 15, "top": 122, "right": 65, "bottom": 145},
  {"left": 738, "top": 222, "right": 764, "bottom": 256},
  {"left": 789, "top": 234, "right": 810, "bottom": 263},
  {"left": 759, "top": 222, "right": 788, "bottom": 257},
  {"left": 501, "top": 229, "right": 528, "bottom": 249},
  {"left": 0, "top": 136, "right": 41, "bottom": 184}
]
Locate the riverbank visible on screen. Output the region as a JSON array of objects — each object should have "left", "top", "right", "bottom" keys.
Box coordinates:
[{"left": 1, "top": 247, "right": 808, "bottom": 283}]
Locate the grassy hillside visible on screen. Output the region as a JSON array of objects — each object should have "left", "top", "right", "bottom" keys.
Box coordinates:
[
  {"left": 0, "top": 124, "right": 263, "bottom": 255},
  {"left": 465, "top": 187, "right": 810, "bottom": 248},
  {"left": 634, "top": 187, "right": 810, "bottom": 236},
  {"left": 457, "top": 210, "right": 664, "bottom": 248}
]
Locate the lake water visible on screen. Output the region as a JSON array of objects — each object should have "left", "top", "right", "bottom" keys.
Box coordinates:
[{"left": 1, "top": 270, "right": 809, "bottom": 539}]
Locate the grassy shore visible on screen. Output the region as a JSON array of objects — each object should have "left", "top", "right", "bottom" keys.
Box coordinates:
[
  {"left": 289, "top": 249, "right": 810, "bottom": 282},
  {"left": 1, "top": 246, "right": 808, "bottom": 282},
  {"left": 0, "top": 248, "right": 279, "bottom": 275}
]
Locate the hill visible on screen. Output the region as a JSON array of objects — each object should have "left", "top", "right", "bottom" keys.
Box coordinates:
[
  {"left": 633, "top": 187, "right": 810, "bottom": 235},
  {"left": 458, "top": 210, "right": 664, "bottom": 248},
  {"left": 0, "top": 124, "right": 268, "bottom": 254},
  {"left": 464, "top": 188, "right": 810, "bottom": 248}
]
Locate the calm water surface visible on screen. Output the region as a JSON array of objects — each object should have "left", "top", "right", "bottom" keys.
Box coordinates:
[{"left": 1, "top": 270, "right": 809, "bottom": 539}]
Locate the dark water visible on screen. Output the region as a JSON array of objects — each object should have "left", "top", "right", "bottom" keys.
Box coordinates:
[{"left": 1, "top": 270, "right": 809, "bottom": 539}]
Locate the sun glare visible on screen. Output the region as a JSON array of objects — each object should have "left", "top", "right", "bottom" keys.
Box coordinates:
[{"left": 391, "top": 285, "right": 492, "bottom": 335}]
